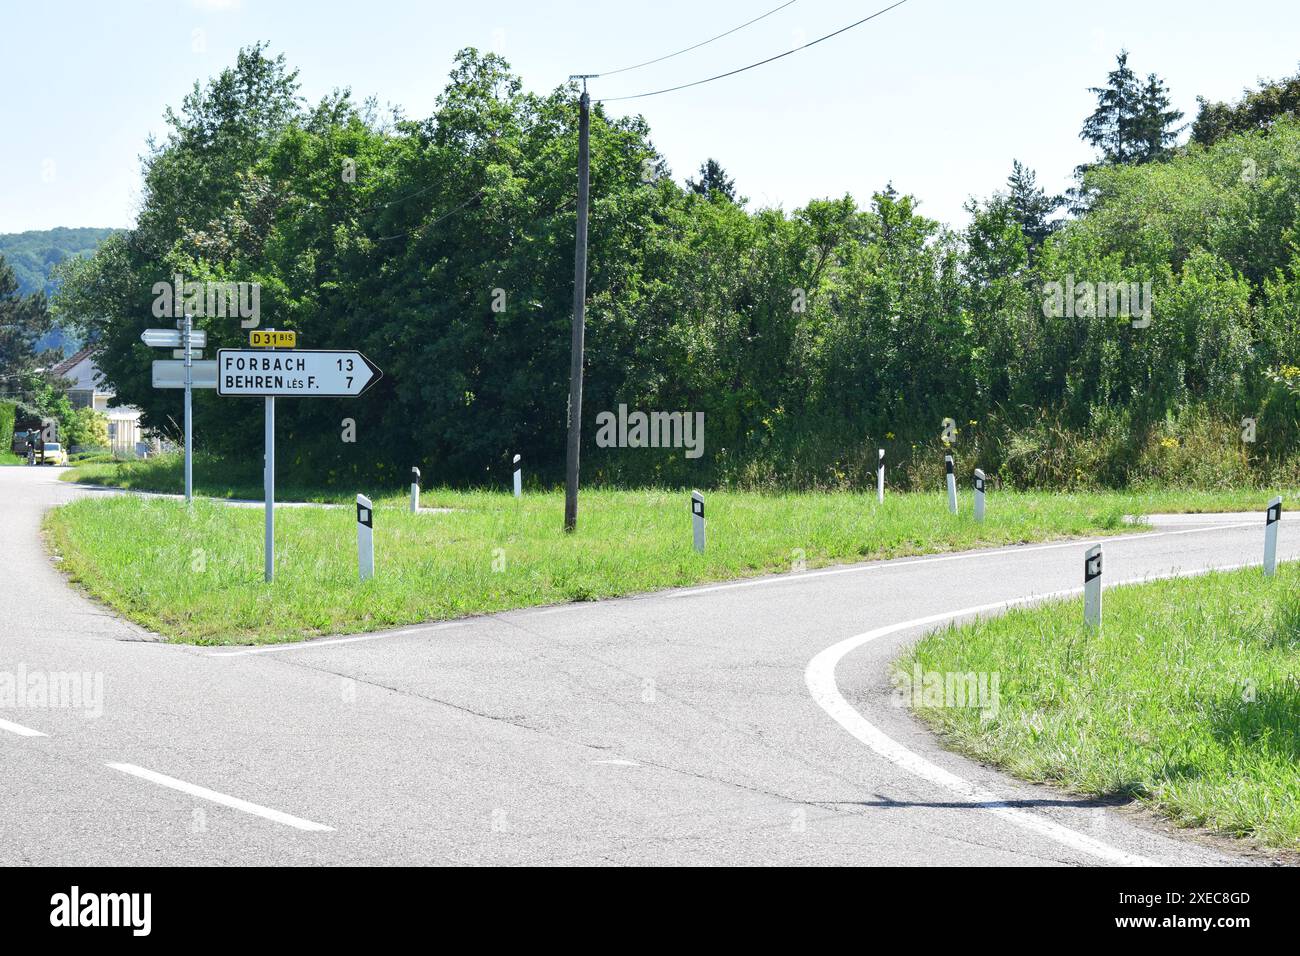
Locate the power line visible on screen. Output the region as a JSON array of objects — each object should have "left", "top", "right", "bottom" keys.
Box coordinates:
[
  {"left": 588, "top": 0, "right": 801, "bottom": 79},
  {"left": 373, "top": 188, "right": 487, "bottom": 242},
  {"left": 597, "top": 0, "right": 911, "bottom": 103}
]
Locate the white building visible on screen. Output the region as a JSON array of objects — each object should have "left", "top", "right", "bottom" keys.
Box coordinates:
[{"left": 50, "top": 347, "right": 145, "bottom": 456}]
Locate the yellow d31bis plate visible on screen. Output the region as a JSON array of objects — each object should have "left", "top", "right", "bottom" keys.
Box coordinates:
[{"left": 249, "top": 330, "right": 296, "bottom": 348}]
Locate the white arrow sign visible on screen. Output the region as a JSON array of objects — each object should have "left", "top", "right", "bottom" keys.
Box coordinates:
[
  {"left": 142, "top": 328, "right": 206, "bottom": 348},
  {"left": 215, "top": 349, "right": 382, "bottom": 397}
]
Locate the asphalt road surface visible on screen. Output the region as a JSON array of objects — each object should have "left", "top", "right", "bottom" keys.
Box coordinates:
[{"left": 2, "top": 465, "right": 1293, "bottom": 866}]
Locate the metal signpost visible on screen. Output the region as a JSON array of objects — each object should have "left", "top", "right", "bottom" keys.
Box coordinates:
[
  {"left": 216, "top": 336, "right": 383, "bottom": 582},
  {"left": 183, "top": 315, "right": 193, "bottom": 503},
  {"left": 142, "top": 318, "right": 210, "bottom": 503},
  {"left": 264, "top": 389, "right": 275, "bottom": 583}
]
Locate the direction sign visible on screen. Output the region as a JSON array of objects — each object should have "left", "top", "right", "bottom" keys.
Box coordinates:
[
  {"left": 215, "top": 349, "right": 382, "bottom": 397},
  {"left": 250, "top": 330, "right": 296, "bottom": 348},
  {"left": 153, "top": 359, "right": 217, "bottom": 389},
  {"left": 142, "top": 328, "right": 206, "bottom": 348},
  {"left": 172, "top": 348, "right": 204, "bottom": 359}
]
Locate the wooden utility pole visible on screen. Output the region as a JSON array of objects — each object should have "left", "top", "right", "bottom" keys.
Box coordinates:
[{"left": 564, "top": 80, "right": 592, "bottom": 532}]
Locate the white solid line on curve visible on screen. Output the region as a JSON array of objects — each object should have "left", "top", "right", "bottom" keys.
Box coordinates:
[
  {"left": 671, "top": 522, "right": 1254, "bottom": 599},
  {"left": 207, "top": 621, "right": 463, "bottom": 657},
  {"left": 805, "top": 561, "right": 1253, "bottom": 868},
  {"left": 0, "top": 717, "right": 47, "bottom": 737},
  {"left": 107, "top": 762, "right": 334, "bottom": 832}
]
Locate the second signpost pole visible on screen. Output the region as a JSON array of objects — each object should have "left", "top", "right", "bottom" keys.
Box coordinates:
[{"left": 265, "top": 393, "right": 275, "bottom": 583}]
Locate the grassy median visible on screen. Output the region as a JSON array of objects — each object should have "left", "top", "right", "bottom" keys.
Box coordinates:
[
  {"left": 904, "top": 565, "right": 1300, "bottom": 850},
  {"left": 35, "top": 486, "right": 1209, "bottom": 646}
]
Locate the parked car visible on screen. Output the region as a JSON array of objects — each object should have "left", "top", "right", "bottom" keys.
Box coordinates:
[{"left": 42, "top": 442, "right": 67, "bottom": 466}]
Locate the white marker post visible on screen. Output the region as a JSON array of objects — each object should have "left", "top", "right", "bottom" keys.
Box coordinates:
[
  {"left": 973, "top": 468, "right": 986, "bottom": 523},
  {"left": 877, "top": 449, "right": 885, "bottom": 504},
  {"left": 691, "top": 490, "right": 705, "bottom": 553},
  {"left": 1264, "top": 496, "right": 1282, "bottom": 577},
  {"left": 356, "top": 494, "right": 374, "bottom": 581},
  {"left": 1083, "top": 544, "right": 1102, "bottom": 630},
  {"left": 945, "top": 455, "right": 958, "bottom": 514},
  {"left": 512, "top": 454, "right": 522, "bottom": 498},
  {"left": 410, "top": 466, "right": 421, "bottom": 513}
]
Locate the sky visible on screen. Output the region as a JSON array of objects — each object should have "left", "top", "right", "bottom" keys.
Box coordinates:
[{"left": 1, "top": 0, "right": 1297, "bottom": 234}]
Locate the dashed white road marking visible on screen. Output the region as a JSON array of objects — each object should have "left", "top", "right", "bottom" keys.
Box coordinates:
[
  {"left": 593, "top": 758, "right": 640, "bottom": 766},
  {"left": 805, "top": 560, "right": 1255, "bottom": 867},
  {"left": 0, "top": 717, "right": 47, "bottom": 737},
  {"left": 107, "top": 762, "right": 334, "bottom": 832}
]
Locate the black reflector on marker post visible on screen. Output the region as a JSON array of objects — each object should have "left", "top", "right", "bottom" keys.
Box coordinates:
[
  {"left": 357, "top": 494, "right": 374, "bottom": 581},
  {"left": 691, "top": 490, "right": 705, "bottom": 553},
  {"left": 512, "top": 454, "right": 522, "bottom": 498},
  {"left": 1083, "top": 544, "right": 1102, "bottom": 630},
  {"left": 945, "top": 454, "right": 957, "bottom": 515},
  {"left": 973, "top": 468, "right": 986, "bottom": 523},
  {"left": 410, "top": 466, "right": 421, "bottom": 514},
  {"left": 1264, "top": 495, "right": 1282, "bottom": 577}
]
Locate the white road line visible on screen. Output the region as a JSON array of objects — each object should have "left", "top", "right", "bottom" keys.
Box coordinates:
[
  {"left": 207, "top": 622, "right": 463, "bottom": 657},
  {"left": 0, "top": 717, "right": 47, "bottom": 737},
  {"left": 805, "top": 560, "right": 1255, "bottom": 867},
  {"left": 107, "top": 762, "right": 334, "bottom": 832},
  {"left": 670, "top": 522, "right": 1254, "bottom": 599}
]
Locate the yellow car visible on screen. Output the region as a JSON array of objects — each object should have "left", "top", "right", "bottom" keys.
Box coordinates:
[{"left": 42, "top": 442, "right": 68, "bottom": 466}]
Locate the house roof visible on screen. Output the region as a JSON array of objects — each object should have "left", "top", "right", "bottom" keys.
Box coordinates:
[
  {"left": 50, "top": 346, "right": 107, "bottom": 393},
  {"left": 51, "top": 346, "right": 97, "bottom": 377}
]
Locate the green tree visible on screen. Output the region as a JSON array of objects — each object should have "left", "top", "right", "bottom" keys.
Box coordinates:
[
  {"left": 1004, "top": 160, "right": 1063, "bottom": 253},
  {"left": 0, "top": 252, "right": 54, "bottom": 390},
  {"left": 63, "top": 407, "right": 110, "bottom": 449},
  {"left": 1133, "top": 72, "right": 1185, "bottom": 162},
  {"left": 686, "top": 159, "right": 737, "bottom": 202},
  {"left": 1081, "top": 52, "right": 1182, "bottom": 166},
  {"left": 1192, "top": 66, "right": 1300, "bottom": 146},
  {"left": 1080, "top": 51, "right": 1144, "bottom": 165}
]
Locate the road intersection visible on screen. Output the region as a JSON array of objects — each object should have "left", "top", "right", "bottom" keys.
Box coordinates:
[{"left": 1, "top": 466, "right": 1290, "bottom": 865}]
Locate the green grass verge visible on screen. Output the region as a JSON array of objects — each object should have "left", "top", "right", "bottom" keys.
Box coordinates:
[
  {"left": 903, "top": 565, "right": 1300, "bottom": 850},
  {"left": 39, "top": 486, "right": 1207, "bottom": 646},
  {"left": 0, "top": 451, "right": 25, "bottom": 466}
]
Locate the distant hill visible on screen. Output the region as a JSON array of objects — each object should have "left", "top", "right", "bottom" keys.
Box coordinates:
[{"left": 0, "top": 227, "right": 119, "bottom": 356}]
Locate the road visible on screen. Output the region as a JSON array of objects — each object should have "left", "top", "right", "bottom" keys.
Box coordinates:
[{"left": 1, "top": 465, "right": 1292, "bottom": 865}]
